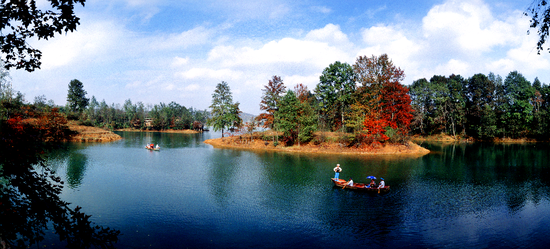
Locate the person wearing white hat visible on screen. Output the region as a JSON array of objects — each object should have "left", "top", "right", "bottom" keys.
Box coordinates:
[{"left": 333, "top": 164, "right": 342, "bottom": 180}]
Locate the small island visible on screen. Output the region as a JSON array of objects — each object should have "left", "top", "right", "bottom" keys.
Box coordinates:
[{"left": 204, "top": 131, "right": 429, "bottom": 156}]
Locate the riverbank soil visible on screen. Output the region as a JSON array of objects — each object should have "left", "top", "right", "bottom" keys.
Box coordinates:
[
  {"left": 410, "top": 133, "right": 544, "bottom": 143},
  {"left": 67, "top": 121, "right": 122, "bottom": 142},
  {"left": 115, "top": 128, "right": 199, "bottom": 134},
  {"left": 204, "top": 131, "right": 430, "bottom": 156}
]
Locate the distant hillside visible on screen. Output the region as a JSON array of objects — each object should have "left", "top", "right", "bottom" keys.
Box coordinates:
[{"left": 240, "top": 113, "right": 256, "bottom": 123}]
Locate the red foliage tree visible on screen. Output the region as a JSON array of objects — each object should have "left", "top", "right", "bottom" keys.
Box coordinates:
[
  {"left": 354, "top": 54, "right": 412, "bottom": 143},
  {"left": 256, "top": 76, "right": 286, "bottom": 129},
  {"left": 381, "top": 81, "right": 413, "bottom": 135}
]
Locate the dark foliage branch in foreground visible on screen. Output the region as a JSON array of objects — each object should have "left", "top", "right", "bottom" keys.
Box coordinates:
[{"left": 0, "top": 106, "right": 120, "bottom": 248}]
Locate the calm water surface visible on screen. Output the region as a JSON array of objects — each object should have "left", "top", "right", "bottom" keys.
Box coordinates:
[{"left": 45, "top": 132, "right": 550, "bottom": 248}]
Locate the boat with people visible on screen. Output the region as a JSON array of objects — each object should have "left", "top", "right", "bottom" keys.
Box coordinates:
[
  {"left": 145, "top": 144, "right": 160, "bottom": 151},
  {"left": 331, "top": 178, "right": 390, "bottom": 194}
]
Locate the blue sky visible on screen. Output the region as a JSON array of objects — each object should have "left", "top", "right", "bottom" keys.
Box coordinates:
[{"left": 9, "top": 0, "right": 550, "bottom": 115}]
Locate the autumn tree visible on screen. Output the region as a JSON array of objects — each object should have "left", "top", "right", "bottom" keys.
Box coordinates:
[
  {"left": 294, "top": 83, "right": 311, "bottom": 103},
  {"left": 353, "top": 54, "right": 409, "bottom": 144},
  {"left": 380, "top": 81, "right": 413, "bottom": 142},
  {"left": 0, "top": 0, "right": 86, "bottom": 71},
  {"left": 256, "top": 76, "right": 286, "bottom": 129},
  {"left": 315, "top": 61, "right": 355, "bottom": 131}
]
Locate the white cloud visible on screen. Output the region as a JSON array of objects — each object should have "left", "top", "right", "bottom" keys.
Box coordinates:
[
  {"left": 176, "top": 68, "right": 244, "bottom": 81},
  {"left": 208, "top": 37, "right": 350, "bottom": 70},
  {"left": 311, "top": 6, "right": 332, "bottom": 14},
  {"left": 305, "top": 24, "right": 352, "bottom": 48},
  {"left": 422, "top": 0, "right": 516, "bottom": 54},
  {"left": 39, "top": 21, "right": 120, "bottom": 70},
  {"left": 150, "top": 26, "right": 213, "bottom": 50},
  {"left": 435, "top": 59, "right": 471, "bottom": 75},
  {"left": 172, "top": 56, "right": 190, "bottom": 67}
]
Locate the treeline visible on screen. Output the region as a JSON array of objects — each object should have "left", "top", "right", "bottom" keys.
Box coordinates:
[
  {"left": 409, "top": 72, "right": 550, "bottom": 140},
  {"left": 211, "top": 54, "right": 550, "bottom": 147},
  {"left": 211, "top": 54, "right": 413, "bottom": 146},
  {"left": 29, "top": 79, "right": 208, "bottom": 131},
  {"left": 81, "top": 97, "right": 209, "bottom": 131}
]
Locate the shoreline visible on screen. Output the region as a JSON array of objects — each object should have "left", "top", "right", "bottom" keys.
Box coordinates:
[
  {"left": 67, "top": 121, "right": 122, "bottom": 142},
  {"left": 115, "top": 128, "right": 199, "bottom": 134},
  {"left": 204, "top": 136, "right": 430, "bottom": 156}
]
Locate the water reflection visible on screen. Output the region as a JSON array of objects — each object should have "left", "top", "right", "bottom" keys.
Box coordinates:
[
  {"left": 65, "top": 152, "right": 87, "bottom": 188},
  {"left": 115, "top": 131, "right": 206, "bottom": 148},
  {"left": 45, "top": 134, "right": 550, "bottom": 248}
]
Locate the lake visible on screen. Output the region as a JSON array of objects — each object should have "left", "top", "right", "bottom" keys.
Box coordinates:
[{"left": 44, "top": 131, "right": 550, "bottom": 248}]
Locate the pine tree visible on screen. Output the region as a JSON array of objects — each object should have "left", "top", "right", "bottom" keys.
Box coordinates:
[{"left": 66, "top": 79, "right": 89, "bottom": 114}]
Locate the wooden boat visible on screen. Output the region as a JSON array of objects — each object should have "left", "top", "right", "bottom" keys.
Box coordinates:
[
  {"left": 145, "top": 146, "right": 160, "bottom": 151},
  {"left": 331, "top": 178, "right": 390, "bottom": 194}
]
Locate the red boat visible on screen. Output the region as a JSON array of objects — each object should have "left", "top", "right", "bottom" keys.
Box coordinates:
[{"left": 331, "top": 178, "right": 390, "bottom": 194}]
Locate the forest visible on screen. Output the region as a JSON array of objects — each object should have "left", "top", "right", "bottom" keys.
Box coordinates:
[
  {"left": 2, "top": 78, "right": 209, "bottom": 131},
  {"left": 209, "top": 54, "right": 550, "bottom": 146}
]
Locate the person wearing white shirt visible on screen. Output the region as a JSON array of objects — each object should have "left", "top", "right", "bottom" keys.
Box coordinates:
[{"left": 378, "top": 178, "right": 385, "bottom": 188}]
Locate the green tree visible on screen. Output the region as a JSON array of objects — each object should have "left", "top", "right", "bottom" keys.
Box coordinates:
[
  {"left": 275, "top": 90, "right": 300, "bottom": 145},
  {"left": 208, "top": 81, "right": 238, "bottom": 137},
  {"left": 275, "top": 90, "right": 317, "bottom": 146},
  {"left": 67, "top": 79, "right": 89, "bottom": 114},
  {"left": 315, "top": 61, "right": 355, "bottom": 131},
  {"left": 503, "top": 71, "right": 534, "bottom": 138},
  {"left": 465, "top": 73, "right": 496, "bottom": 139},
  {"left": 86, "top": 96, "right": 99, "bottom": 125},
  {"left": 446, "top": 74, "right": 467, "bottom": 137},
  {"left": 409, "top": 78, "right": 431, "bottom": 134},
  {"left": 123, "top": 99, "right": 136, "bottom": 127},
  {"left": 0, "top": 0, "right": 86, "bottom": 71}
]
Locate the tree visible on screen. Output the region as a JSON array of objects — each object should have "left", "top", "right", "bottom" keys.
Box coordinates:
[
  {"left": 353, "top": 54, "right": 408, "bottom": 144},
  {"left": 0, "top": 0, "right": 86, "bottom": 71},
  {"left": 409, "top": 78, "right": 431, "bottom": 134},
  {"left": 256, "top": 76, "right": 285, "bottom": 129},
  {"left": 525, "top": 0, "right": 550, "bottom": 54},
  {"left": 503, "top": 71, "right": 534, "bottom": 138},
  {"left": 208, "top": 81, "right": 238, "bottom": 137},
  {"left": 380, "top": 80, "right": 413, "bottom": 141},
  {"left": 275, "top": 90, "right": 300, "bottom": 145},
  {"left": 67, "top": 79, "right": 89, "bottom": 114},
  {"left": 315, "top": 61, "right": 355, "bottom": 131},
  {"left": 465, "top": 73, "right": 496, "bottom": 139}
]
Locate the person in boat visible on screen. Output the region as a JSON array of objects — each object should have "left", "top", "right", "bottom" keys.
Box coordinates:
[
  {"left": 378, "top": 178, "right": 385, "bottom": 189},
  {"left": 346, "top": 177, "right": 354, "bottom": 186},
  {"left": 155, "top": 144, "right": 160, "bottom": 149},
  {"left": 333, "top": 164, "right": 342, "bottom": 180},
  {"left": 369, "top": 179, "right": 376, "bottom": 188}
]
